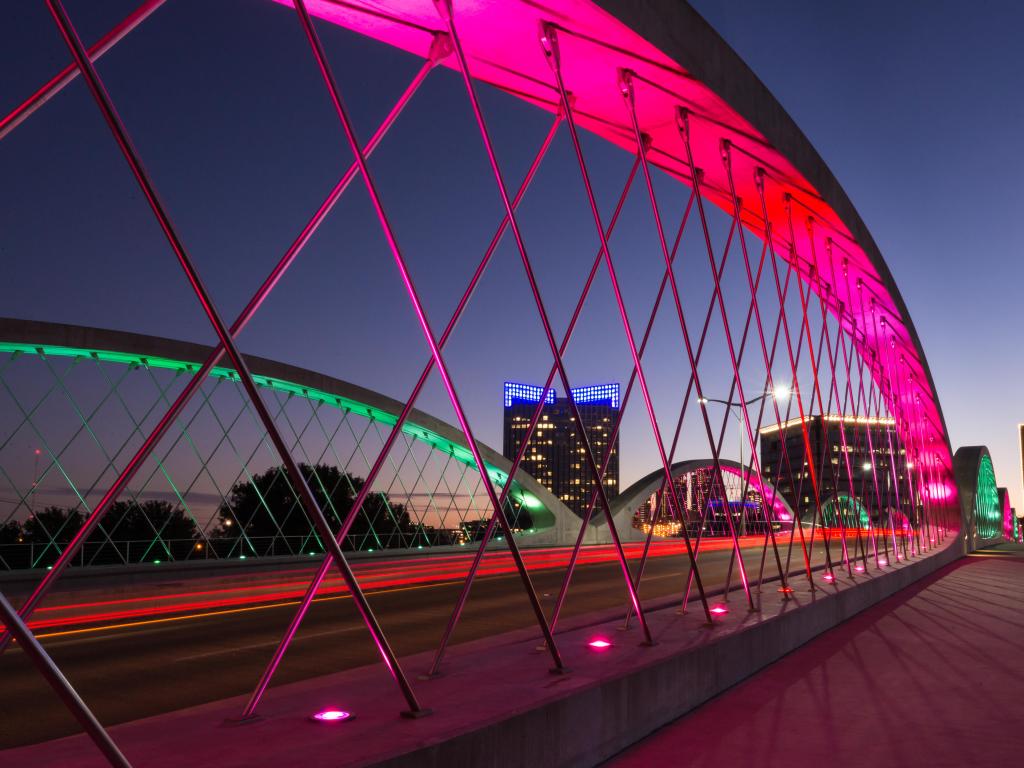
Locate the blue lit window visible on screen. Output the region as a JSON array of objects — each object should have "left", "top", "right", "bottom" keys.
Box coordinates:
[
  {"left": 504, "top": 382, "right": 556, "bottom": 407},
  {"left": 569, "top": 383, "right": 620, "bottom": 408}
]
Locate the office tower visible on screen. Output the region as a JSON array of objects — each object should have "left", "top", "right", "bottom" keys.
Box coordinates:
[{"left": 502, "top": 382, "right": 619, "bottom": 518}]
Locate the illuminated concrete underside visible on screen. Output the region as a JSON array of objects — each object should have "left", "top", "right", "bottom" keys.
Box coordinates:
[{"left": 279, "top": 0, "right": 954, "bottom": 503}]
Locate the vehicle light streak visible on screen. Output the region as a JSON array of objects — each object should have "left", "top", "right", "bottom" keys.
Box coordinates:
[{"left": 7, "top": 538, "right": 771, "bottom": 635}]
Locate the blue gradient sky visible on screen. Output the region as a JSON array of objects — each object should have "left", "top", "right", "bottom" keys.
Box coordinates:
[
  {"left": 1, "top": 1, "right": 1021, "bottom": 514},
  {"left": 690, "top": 0, "right": 1024, "bottom": 511}
]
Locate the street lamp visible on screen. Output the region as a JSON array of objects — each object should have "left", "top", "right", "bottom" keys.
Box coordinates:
[
  {"left": 771, "top": 383, "right": 792, "bottom": 403},
  {"left": 698, "top": 385, "right": 792, "bottom": 471},
  {"left": 698, "top": 385, "right": 791, "bottom": 534}
]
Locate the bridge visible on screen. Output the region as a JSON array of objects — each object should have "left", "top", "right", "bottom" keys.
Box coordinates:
[{"left": 0, "top": 1, "right": 1019, "bottom": 766}]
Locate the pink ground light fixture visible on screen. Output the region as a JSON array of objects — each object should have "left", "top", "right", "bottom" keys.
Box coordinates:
[{"left": 311, "top": 709, "right": 352, "bottom": 723}]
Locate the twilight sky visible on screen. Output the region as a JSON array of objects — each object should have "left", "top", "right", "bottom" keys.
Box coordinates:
[
  {"left": 689, "top": 0, "right": 1024, "bottom": 511},
  {"left": 1, "top": 0, "right": 1022, "bottom": 518}
]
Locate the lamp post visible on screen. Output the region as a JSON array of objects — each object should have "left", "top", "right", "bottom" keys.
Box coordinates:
[{"left": 698, "top": 385, "right": 790, "bottom": 535}]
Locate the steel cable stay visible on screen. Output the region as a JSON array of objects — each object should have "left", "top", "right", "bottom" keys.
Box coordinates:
[
  {"left": 624, "top": 81, "right": 758, "bottom": 610},
  {"left": 0, "top": 23, "right": 445, "bottom": 657},
  {"left": 246, "top": 110, "right": 569, "bottom": 705},
  {"left": 0, "top": 4, "right": 967, "bottom": 762},
  {"left": 26, "top": 0, "right": 446, "bottom": 719},
  {"left": 432, "top": 0, "right": 657, "bottom": 648}
]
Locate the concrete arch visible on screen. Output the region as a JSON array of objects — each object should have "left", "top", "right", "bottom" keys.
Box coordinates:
[
  {"left": 0, "top": 317, "right": 585, "bottom": 546},
  {"left": 818, "top": 494, "right": 870, "bottom": 530},
  {"left": 953, "top": 446, "right": 1002, "bottom": 552},
  {"left": 997, "top": 488, "right": 1015, "bottom": 542},
  {"left": 295, "top": 0, "right": 957, "bottom": 528},
  {"left": 608, "top": 458, "right": 797, "bottom": 535}
]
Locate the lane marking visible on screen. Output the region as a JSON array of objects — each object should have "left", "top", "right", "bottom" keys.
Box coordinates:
[
  {"left": 175, "top": 624, "right": 366, "bottom": 662},
  {"left": 33, "top": 578, "right": 472, "bottom": 641},
  {"left": 28, "top": 547, "right": 744, "bottom": 643}
]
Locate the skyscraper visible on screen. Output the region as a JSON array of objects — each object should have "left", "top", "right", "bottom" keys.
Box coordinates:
[
  {"left": 759, "top": 414, "right": 911, "bottom": 526},
  {"left": 502, "top": 382, "right": 620, "bottom": 518}
]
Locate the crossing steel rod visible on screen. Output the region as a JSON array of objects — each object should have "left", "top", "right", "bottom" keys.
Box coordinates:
[
  {"left": 688, "top": 228, "right": 776, "bottom": 601},
  {"left": 805, "top": 221, "right": 869, "bottom": 570},
  {"left": 633, "top": 208, "right": 746, "bottom": 617},
  {"left": 855, "top": 304, "right": 902, "bottom": 557},
  {"left": 717, "top": 140, "right": 790, "bottom": 589},
  {"left": 804, "top": 270, "right": 860, "bottom": 570},
  {"left": 291, "top": 0, "right": 577, "bottom": 680},
  {"left": 779, "top": 195, "right": 837, "bottom": 576},
  {"left": 0, "top": 593, "right": 131, "bottom": 767},
  {"left": 0, "top": 40, "right": 439, "bottom": 656},
  {"left": 749, "top": 172, "right": 813, "bottom": 569},
  {"left": 0, "top": 0, "right": 168, "bottom": 142},
  {"left": 540, "top": 24, "right": 713, "bottom": 622},
  {"left": 249, "top": 115, "right": 577, "bottom": 696},
  {"left": 42, "top": 0, "right": 427, "bottom": 715},
  {"left": 671, "top": 207, "right": 774, "bottom": 602},
  {"left": 432, "top": 2, "right": 656, "bottom": 646},
  {"left": 830, "top": 247, "right": 893, "bottom": 564},
  {"left": 826, "top": 249, "right": 887, "bottom": 565},
  {"left": 623, "top": 80, "right": 757, "bottom": 609},
  {"left": 552, "top": 188, "right": 697, "bottom": 635},
  {"left": 246, "top": 112, "right": 565, "bottom": 710}
]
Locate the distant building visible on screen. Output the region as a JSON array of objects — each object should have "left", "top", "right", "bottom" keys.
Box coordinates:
[
  {"left": 502, "top": 382, "right": 619, "bottom": 518},
  {"left": 759, "top": 414, "right": 910, "bottom": 526},
  {"left": 631, "top": 465, "right": 766, "bottom": 538}
]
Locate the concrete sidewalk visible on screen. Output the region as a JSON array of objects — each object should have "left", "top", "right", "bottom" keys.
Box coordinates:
[{"left": 606, "top": 545, "right": 1024, "bottom": 768}]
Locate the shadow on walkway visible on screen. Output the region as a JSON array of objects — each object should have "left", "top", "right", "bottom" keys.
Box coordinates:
[{"left": 606, "top": 545, "right": 1024, "bottom": 768}]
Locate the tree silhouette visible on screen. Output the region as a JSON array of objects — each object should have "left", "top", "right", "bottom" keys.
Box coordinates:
[
  {"left": 0, "top": 520, "right": 26, "bottom": 569},
  {"left": 22, "top": 506, "right": 83, "bottom": 546},
  {"left": 97, "top": 500, "right": 198, "bottom": 560},
  {"left": 213, "top": 463, "right": 414, "bottom": 552},
  {"left": 0, "top": 520, "right": 21, "bottom": 544},
  {"left": 101, "top": 500, "right": 197, "bottom": 543}
]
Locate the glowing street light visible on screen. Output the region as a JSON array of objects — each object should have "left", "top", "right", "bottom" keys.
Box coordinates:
[{"left": 772, "top": 383, "right": 792, "bottom": 402}]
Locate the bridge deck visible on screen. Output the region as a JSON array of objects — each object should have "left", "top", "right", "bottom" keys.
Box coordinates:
[
  {"left": 608, "top": 545, "right": 1024, "bottom": 767},
  {"left": 1, "top": 542, "right": 957, "bottom": 767}
]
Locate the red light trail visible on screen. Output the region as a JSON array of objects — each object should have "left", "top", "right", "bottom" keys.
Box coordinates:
[{"left": 10, "top": 538, "right": 766, "bottom": 636}]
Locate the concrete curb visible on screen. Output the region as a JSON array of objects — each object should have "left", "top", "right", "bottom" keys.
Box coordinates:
[{"left": 375, "top": 542, "right": 961, "bottom": 768}]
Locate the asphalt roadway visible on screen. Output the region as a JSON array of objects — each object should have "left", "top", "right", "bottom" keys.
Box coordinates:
[{"left": 0, "top": 537, "right": 850, "bottom": 749}]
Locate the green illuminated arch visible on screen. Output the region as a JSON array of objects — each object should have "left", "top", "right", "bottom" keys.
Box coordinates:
[
  {"left": 975, "top": 455, "right": 1000, "bottom": 540},
  {"left": 820, "top": 495, "right": 870, "bottom": 530},
  {"left": 0, "top": 320, "right": 571, "bottom": 566}
]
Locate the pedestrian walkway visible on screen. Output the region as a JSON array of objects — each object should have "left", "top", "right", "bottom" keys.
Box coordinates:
[{"left": 606, "top": 544, "right": 1024, "bottom": 767}]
